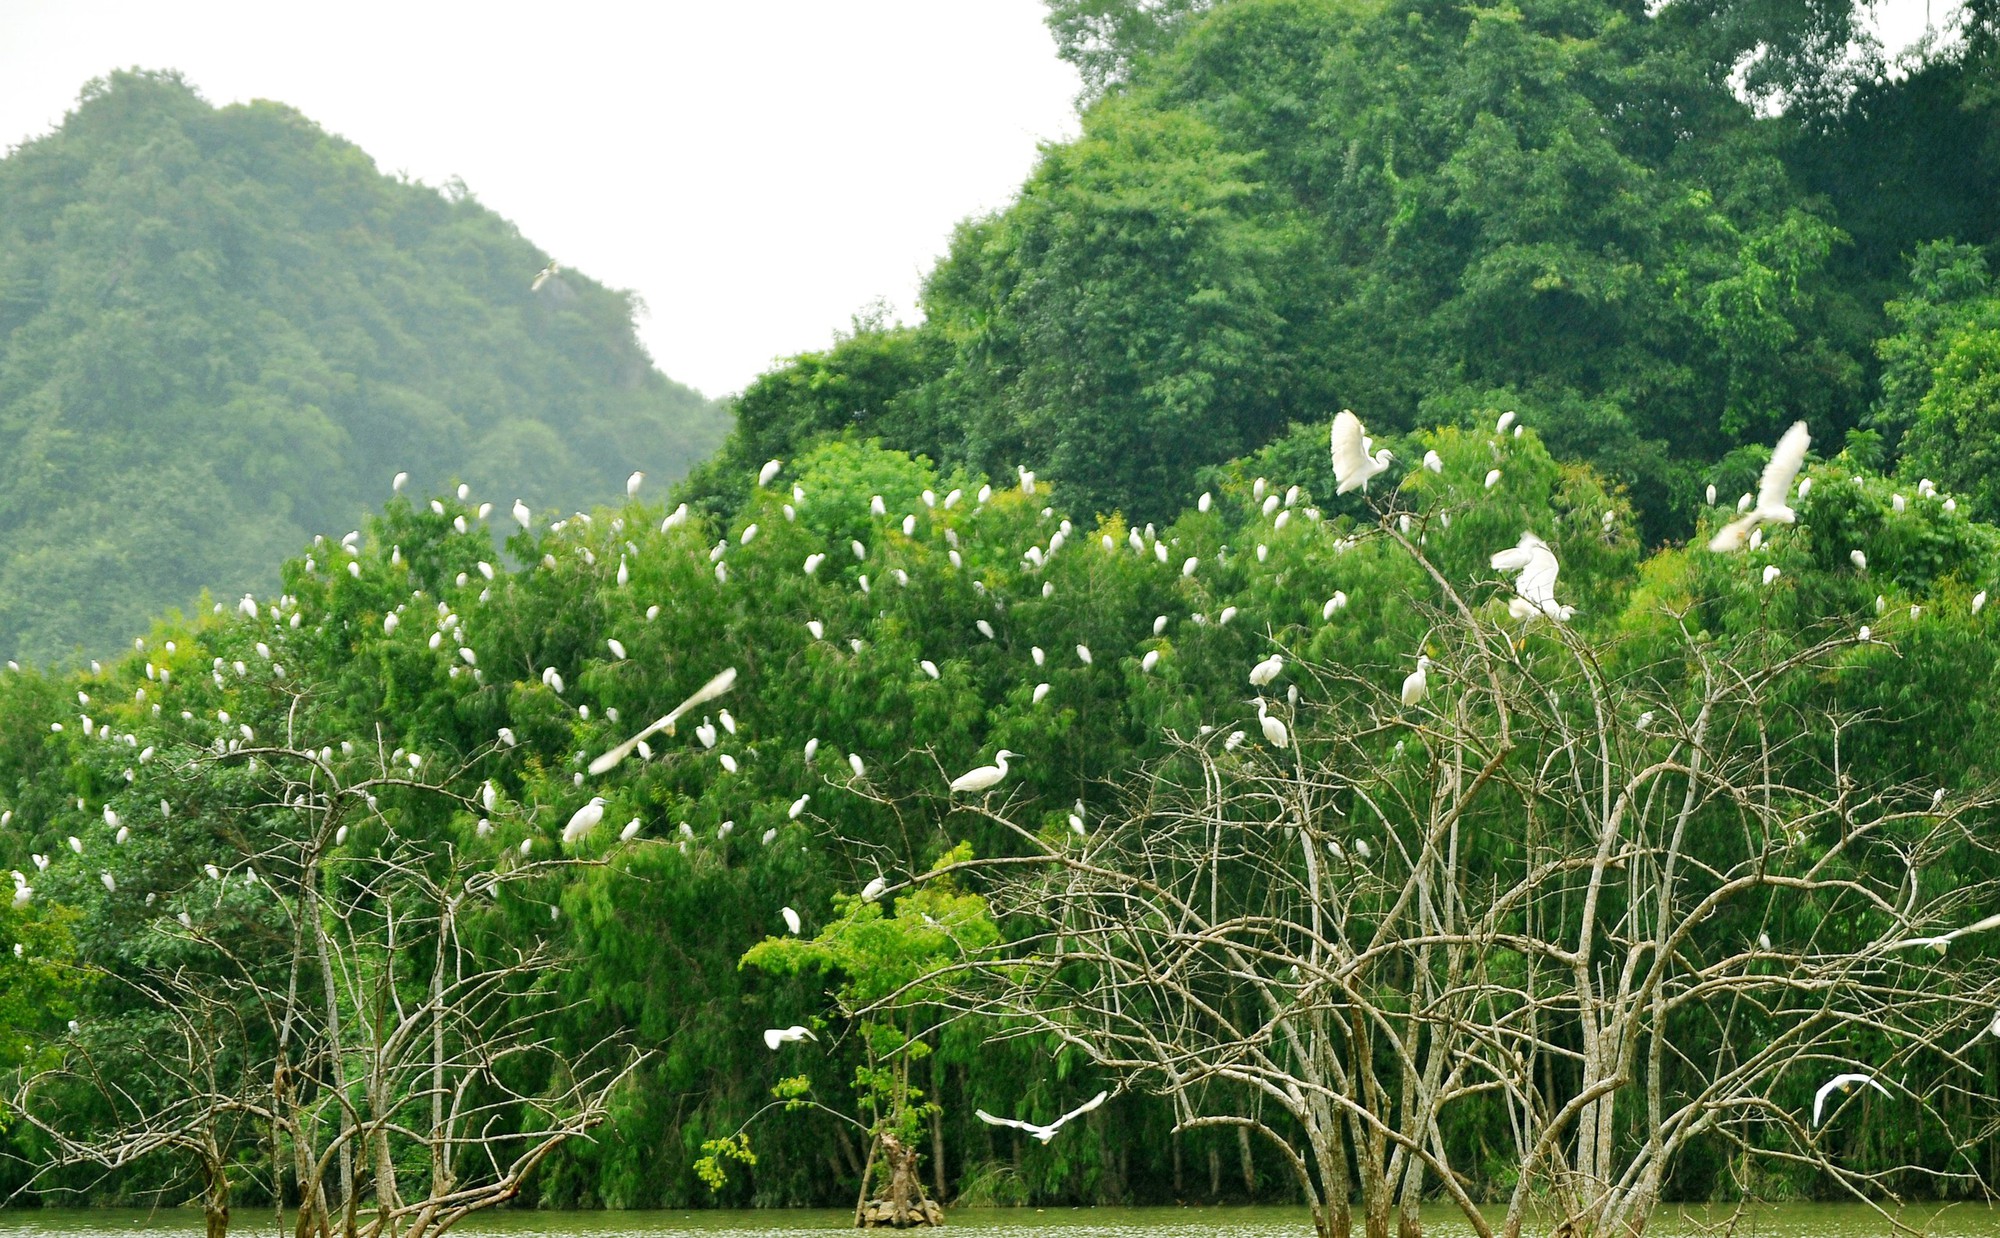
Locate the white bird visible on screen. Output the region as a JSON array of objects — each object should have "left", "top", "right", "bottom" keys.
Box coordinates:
[
  {"left": 511, "top": 498, "right": 532, "bottom": 529},
  {"left": 849, "top": 753, "right": 866, "bottom": 779},
  {"left": 562, "top": 798, "right": 606, "bottom": 846},
  {"left": 1322, "top": 593, "right": 1348, "bottom": 620},
  {"left": 619, "top": 820, "right": 642, "bottom": 843},
  {"left": 861, "top": 875, "right": 887, "bottom": 902},
  {"left": 1331, "top": 410, "right": 1393, "bottom": 494},
  {"left": 100, "top": 871, "right": 116, "bottom": 893},
  {"left": 974, "top": 1091, "right": 1108, "bottom": 1144},
  {"left": 1032, "top": 683, "right": 1051, "bottom": 704},
  {"left": 587, "top": 668, "right": 739, "bottom": 774},
  {"left": 789, "top": 794, "right": 810, "bottom": 819},
  {"left": 623, "top": 471, "right": 644, "bottom": 500},
  {"left": 1811, "top": 1073, "right": 1889, "bottom": 1128},
  {"left": 1422, "top": 449, "right": 1443, "bottom": 474},
  {"left": 608, "top": 638, "right": 627, "bottom": 660},
  {"left": 1076, "top": 644, "right": 1093, "bottom": 665},
  {"left": 1762, "top": 565, "right": 1782, "bottom": 586},
  {"left": 759, "top": 459, "right": 783, "bottom": 486},
  {"left": 1496, "top": 411, "right": 1516, "bottom": 434},
  {"left": 1249, "top": 654, "right": 1284, "bottom": 686},
  {"left": 765, "top": 1025, "right": 816, "bottom": 1050},
  {"left": 782, "top": 906, "right": 802, "bottom": 935},
  {"left": 950, "top": 751, "right": 1017, "bottom": 794},
  {"left": 1850, "top": 549, "right": 1867, "bottom": 570},
  {"left": 1484, "top": 469, "right": 1502, "bottom": 489},
  {"left": 921, "top": 660, "right": 941, "bottom": 680},
  {"left": 1257, "top": 699, "right": 1288, "bottom": 749},
  {"left": 1975, "top": 591, "right": 1989, "bottom": 615},
  {"left": 1709, "top": 422, "right": 1810, "bottom": 552},
  {"left": 1141, "top": 649, "right": 1160, "bottom": 672},
  {"left": 11, "top": 881, "right": 31, "bottom": 910},
  {"left": 531, "top": 260, "right": 559, "bottom": 291},
  {"left": 1490, "top": 533, "right": 1572, "bottom": 623},
  {"left": 1402, "top": 656, "right": 1431, "bottom": 707}
]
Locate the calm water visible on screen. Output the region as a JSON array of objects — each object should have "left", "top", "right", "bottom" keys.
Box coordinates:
[{"left": 4, "top": 1206, "right": 2000, "bottom": 1237}]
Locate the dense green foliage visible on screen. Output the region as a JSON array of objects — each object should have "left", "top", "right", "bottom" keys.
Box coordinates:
[
  {"left": 7, "top": 409, "right": 2000, "bottom": 1217},
  {"left": 0, "top": 71, "right": 728, "bottom": 665},
  {"left": 691, "top": 0, "right": 2000, "bottom": 541}
]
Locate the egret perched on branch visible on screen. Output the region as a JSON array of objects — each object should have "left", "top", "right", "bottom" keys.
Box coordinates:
[
  {"left": 562, "top": 797, "right": 606, "bottom": 846},
  {"left": 1257, "top": 699, "right": 1289, "bottom": 749},
  {"left": 1331, "top": 410, "right": 1393, "bottom": 494},
  {"left": 1490, "top": 532, "right": 1573, "bottom": 623},
  {"left": 627, "top": 471, "right": 644, "bottom": 499},
  {"left": 1709, "top": 422, "right": 1810, "bottom": 552},
  {"left": 782, "top": 906, "right": 802, "bottom": 935},
  {"left": 763, "top": 1025, "right": 816, "bottom": 1050},
  {"left": 975, "top": 1091, "right": 1109, "bottom": 1144},
  {"left": 758, "top": 459, "right": 783, "bottom": 486},
  {"left": 1402, "top": 656, "right": 1431, "bottom": 707},
  {"left": 861, "top": 875, "right": 888, "bottom": 902},
  {"left": 1249, "top": 654, "right": 1284, "bottom": 687},
  {"left": 1811, "top": 1073, "right": 1889, "bottom": 1128},
  {"left": 950, "top": 751, "right": 1017, "bottom": 794}
]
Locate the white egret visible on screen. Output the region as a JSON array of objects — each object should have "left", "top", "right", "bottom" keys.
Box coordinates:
[
  {"left": 950, "top": 751, "right": 1017, "bottom": 794},
  {"left": 1322, "top": 593, "right": 1349, "bottom": 620},
  {"left": 1402, "top": 656, "right": 1431, "bottom": 707},
  {"left": 587, "top": 668, "right": 739, "bottom": 774},
  {"left": 1811, "top": 1073, "right": 1889, "bottom": 1128},
  {"left": 1257, "top": 699, "right": 1289, "bottom": 749},
  {"left": 1709, "top": 422, "right": 1811, "bottom": 552},
  {"left": 619, "top": 820, "right": 641, "bottom": 843},
  {"left": 759, "top": 459, "right": 783, "bottom": 486},
  {"left": 861, "top": 875, "right": 887, "bottom": 902},
  {"left": 977, "top": 619, "right": 996, "bottom": 640},
  {"left": 789, "top": 794, "right": 810, "bottom": 819},
  {"left": 1496, "top": 411, "right": 1516, "bottom": 434},
  {"left": 1490, "top": 532, "right": 1573, "bottom": 623},
  {"left": 1423, "top": 450, "right": 1443, "bottom": 474},
  {"left": 531, "top": 261, "right": 559, "bottom": 291},
  {"left": 782, "top": 906, "right": 802, "bottom": 935},
  {"left": 1331, "top": 410, "right": 1392, "bottom": 493},
  {"left": 1484, "top": 469, "right": 1502, "bottom": 489},
  {"left": 1892, "top": 493, "right": 1907, "bottom": 513},
  {"left": 100, "top": 871, "right": 116, "bottom": 893},
  {"left": 1249, "top": 654, "right": 1284, "bottom": 687},
  {"left": 1154, "top": 615, "right": 1169, "bottom": 635},
  {"left": 849, "top": 753, "right": 866, "bottom": 779},
  {"left": 974, "top": 1091, "right": 1109, "bottom": 1144},
  {"left": 764, "top": 1025, "right": 817, "bottom": 1050},
  {"left": 1141, "top": 649, "right": 1160, "bottom": 672},
  {"left": 1850, "top": 549, "right": 1867, "bottom": 570},
  {"left": 921, "top": 660, "right": 941, "bottom": 680},
  {"left": 1033, "top": 683, "right": 1051, "bottom": 704},
  {"left": 561, "top": 797, "right": 607, "bottom": 847},
  {"left": 804, "top": 737, "right": 820, "bottom": 762},
  {"left": 1077, "top": 644, "right": 1093, "bottom": 665},
  {"left": 1706, "top": 483, "right": 1718, "bottom": 505},
  {"left": 1975, "top": 591, "right": 1989, "bottom": 615}
]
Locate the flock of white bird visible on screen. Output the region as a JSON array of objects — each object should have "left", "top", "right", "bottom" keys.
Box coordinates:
[{"left": 7, "top": 396, "right": 1975, "bottom": 1145}]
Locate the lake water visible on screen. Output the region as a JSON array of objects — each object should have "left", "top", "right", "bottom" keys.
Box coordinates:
[{"left": 4, "top": 1206, "right": 2000, "bottom": 1237}]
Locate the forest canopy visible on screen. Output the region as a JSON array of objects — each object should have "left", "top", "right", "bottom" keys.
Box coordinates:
[
  {"left": 0, "top": 70, "right": 728, "bottom": 666},
  {"left": 691, "top": 0, "right": 2000, "bottom": 543}
]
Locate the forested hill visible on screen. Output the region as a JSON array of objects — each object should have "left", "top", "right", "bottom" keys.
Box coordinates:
[
  {"left": 694, "top": 0, "right": 2000, "bottom": 542},
  {"left": 0, "top": 70, "right": 729, "bottom": 665}
]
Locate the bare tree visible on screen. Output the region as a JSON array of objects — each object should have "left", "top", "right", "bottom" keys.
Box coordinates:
[
  {"left": 17, "top": 727, "right": 644, "bottom": 1238},
  {"left": 892, "top": 526, "right": 2000, "bottom": 1238}
]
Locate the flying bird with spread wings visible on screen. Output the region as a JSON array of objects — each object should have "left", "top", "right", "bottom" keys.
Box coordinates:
[
  {"left": 1709, "top": 422, "right": 1810, "bottom": 552},
  {"left": 975, "top": 1090, "right": 1109, "bottom": 1143}
]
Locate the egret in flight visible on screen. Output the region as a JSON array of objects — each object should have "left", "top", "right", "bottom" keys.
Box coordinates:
[
  {"left": 1331, "top": 410, "right": 1393, "bottom": 494},
  {"left": 975, "top": 1091, "right": 1109, "bottom": 1144},
  {"left": 950, "top": 751, "right": 1017, "bottom": 795},
  {"left": 1811, "top": 1073, "right": 1889, "bottom": 1128},
  {"left": 1710, "top": 422, "right": 1810, "bottom": 552},
  {"left": 1491, "top": 532, "right": 1573, "bottom": 623},
  {"left": 531, "top": 261, "right": 559, "bottom": 291},
  {"left": 764, "top": 1025, "right": 817, "bottom": 1050},
  {"left": 588, "top": 668, "right": 739, "bottom": 774}
]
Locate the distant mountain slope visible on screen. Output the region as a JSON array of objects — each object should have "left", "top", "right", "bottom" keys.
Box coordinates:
[{"left": 0, "top": 70, "right": 729, "bottom": 663}]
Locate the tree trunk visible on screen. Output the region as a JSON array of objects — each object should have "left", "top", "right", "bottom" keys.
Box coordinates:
[
  {"left": 858, "top": 1133, "right": 943, "bottom": 1228},
  {"left": 203, "top": 1155, "right": 231, "bottom": 1238}
]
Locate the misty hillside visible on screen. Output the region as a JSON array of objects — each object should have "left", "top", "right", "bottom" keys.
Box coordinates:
[{"left": 0, "top": 69, "right": 729, "bottom": 663}]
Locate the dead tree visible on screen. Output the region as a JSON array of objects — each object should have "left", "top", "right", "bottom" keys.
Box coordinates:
[
  {"left": 17, "top": 727, "right": 643, "bottom": 1238},
  {"left": 902, "top": 528, "right": 2000, "bottom": 1238}
]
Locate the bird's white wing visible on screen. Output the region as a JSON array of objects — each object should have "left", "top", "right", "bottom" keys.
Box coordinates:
[
  {"left": 589, "top": 667, "right": 738, "bottom": 774},
  {"left": 1756, "top": 422, "right": 1811, "bottom": 513},
  {"left": 1054, "top": 1090, "right": 1110, "bottom": 1128},
  {"left": 1811, "top": 1072, "right": 1888, "bottom": 1127},
  {"left": 1946, "top": 911, "right": 2000, "bottom": 942},
  {"left": 1707, "top": 512, "right": 1758, "bottom": 553},
  {"left": 1492, "top": 533, "right": 1559, "bottom": 607},
  {"left": 974, "top": 1109, "right": 1039, "bottom": 1134},
  {"left": 1331, "top": 411, "right": 1369, "bottom": 490}
]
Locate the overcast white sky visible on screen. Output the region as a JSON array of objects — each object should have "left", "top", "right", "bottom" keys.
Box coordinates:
[{"left": 0, "top": 0, "right": 1956, "bottom": 400}]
